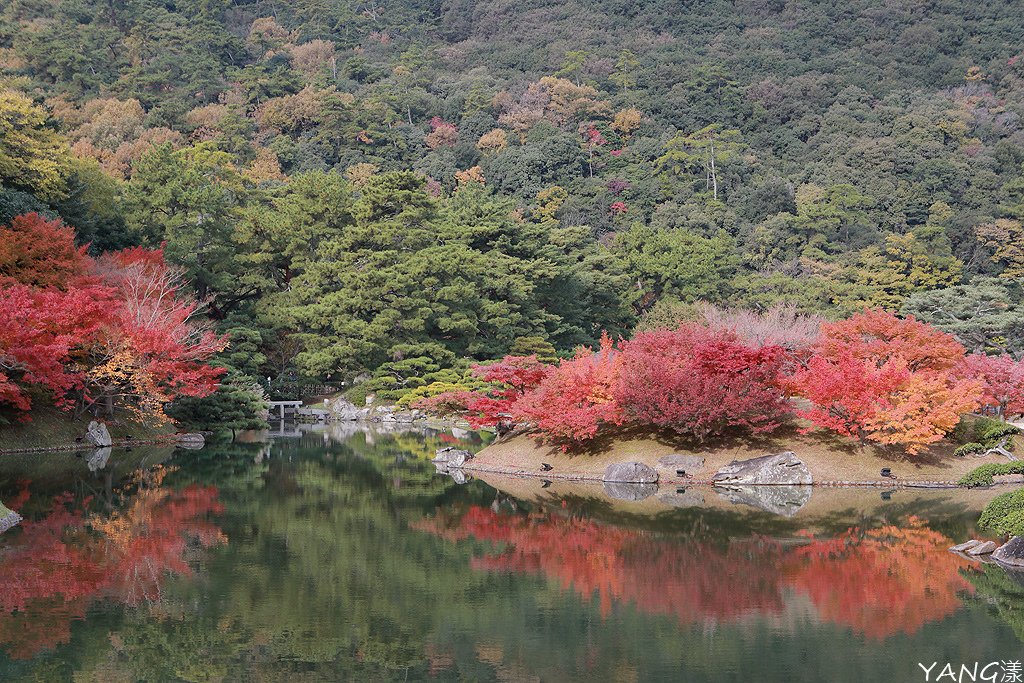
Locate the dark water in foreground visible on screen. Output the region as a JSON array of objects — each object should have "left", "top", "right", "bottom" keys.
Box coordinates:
[{"left": 0, "top": 424, "right": 1022, "bottom": 682}]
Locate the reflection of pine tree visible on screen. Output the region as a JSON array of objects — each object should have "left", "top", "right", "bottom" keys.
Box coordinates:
[{"left": 965, "top": 564, "right": 1024, "bottom": 642}]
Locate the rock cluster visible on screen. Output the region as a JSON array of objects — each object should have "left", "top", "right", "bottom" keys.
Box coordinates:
[
  {"left": 324, "top": 399, "right": 430, "bottom": 424},
  {"left": 951, "top": 537, "right": 1018, "bottom": 560},
  {"left": 432, "top": 447, "right": 473, "bottom": 485},
  {"left": 433, "top": 447, "right": 472, "bottom": 468}
]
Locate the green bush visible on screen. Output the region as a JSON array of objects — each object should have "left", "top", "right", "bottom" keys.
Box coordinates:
[
  {"left": 980, "top": 422, "right": 1021, "bottom": 444},
  {"left": 979, "top": 488, "right": 1024, "bottom": 536},
  {"left": 959, "top": 462, "right": 1024, "bottom": 487},
  {"left": 343, "top": 382, "right": 374, "bottom": 407},
  {"left": 952, "top": 416, "right": 1017, "bottom": 445},
  {"left": 953, "top": 442, "right": 986, "bottom": 458}
]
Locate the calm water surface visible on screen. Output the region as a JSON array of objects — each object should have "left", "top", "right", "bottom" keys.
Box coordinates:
[{"left": 0, "top": 424, "right": 1022, "bottom": 682}]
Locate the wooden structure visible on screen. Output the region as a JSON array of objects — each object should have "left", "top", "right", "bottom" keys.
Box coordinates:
[{"left": 269, "top": 400, "right": 303, "bottom": 420}]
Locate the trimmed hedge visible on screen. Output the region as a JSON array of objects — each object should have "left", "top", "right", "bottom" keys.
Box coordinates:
[
  {"left": 979, "top": 488, "right": 1024, "bottom": 536},
  {"left": 959, "top": 462, "right": 1024, "bottom": 487}
]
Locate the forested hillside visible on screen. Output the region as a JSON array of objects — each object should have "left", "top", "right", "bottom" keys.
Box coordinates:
[{"left": 2, "top": 0, "right": 1024, "bottom": 407}]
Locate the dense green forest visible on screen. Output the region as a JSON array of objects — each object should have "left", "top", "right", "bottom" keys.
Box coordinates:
[{"left": 3, "top": 0, "right": 1024, "bottom": 406}]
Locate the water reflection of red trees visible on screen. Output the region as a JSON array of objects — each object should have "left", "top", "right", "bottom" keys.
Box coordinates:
[
  {"left": 416, "top": 507, "right": 975, "bottom": 639},
  {"left": 0, "top": 468, "right": 225, "bottom": 659},
  {"left": 784, "top": 522, "right": 974, "bottom": 639}
]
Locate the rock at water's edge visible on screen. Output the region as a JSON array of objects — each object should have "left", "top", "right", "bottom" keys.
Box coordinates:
[
  {"left": 603, "top": 461, "right": 658, "bottom": 484},
  {"left": 993, "top": 536, "right": 1024, "bottom": 567},
  {"left": 966, "top": 540, "right": 999, "bottom": 556},
  {"left": 950, "top": 539, "right": 983, "bottom": 553},
  {"left": 433, "top": 447, "right": 472, "bottom": 468},
  {"left": 85, "top": 421, "right": 112, "bottom": 447},
  {"left": 712, "top": 452, "right": 812, "bottom": 486},
  {"left": 0, "top": 505, "right": 21, "bottom": 535}
]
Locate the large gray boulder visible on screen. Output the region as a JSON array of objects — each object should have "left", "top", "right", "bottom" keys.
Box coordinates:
[
  {"left": 603, "top": 461, "right": 659, "bottom": 484},
  {"left": 993, "top": 536, "right": 1024, "bottom": 568},
  {"left": 327, "top": 398, "right": 364, "bottom": 421},
  {"left": 712, "top": 452, "right": 812, "bottom": 486},
  {"left": 657, "top": 454, "right": 705, "bottom": 474},
  {"left": 715, "top": 485, "right": 812, "bottom": 517},
  {"left": 433, "top": 447, "right": 472, "bottom": 468},
  {"left": 85, "top": 420, "right": 112, "bottom": 447},
  {"left": 603, "top": 481, "right": 658, "bottom": 501}
]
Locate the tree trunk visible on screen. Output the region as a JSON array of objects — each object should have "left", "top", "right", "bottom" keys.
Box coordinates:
[{"left": 709, "top": 136, "right": 718, "bottom": 200}]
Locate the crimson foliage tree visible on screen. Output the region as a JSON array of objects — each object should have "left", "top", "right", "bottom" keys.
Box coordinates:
[
  {"left": 512, "top": 334, "right": 622, "bottom": 447},
  {"left": 0, "top": 213, "right": 225, "bottom": 418},
  {"left": 614, "top": 326, "right": 789, "bottom": 441},
  {"left": 960, "top": 353, "right": 1024, "bottom": 418}
]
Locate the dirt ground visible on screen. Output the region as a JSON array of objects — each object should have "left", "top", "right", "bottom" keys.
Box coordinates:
[{"left": 463, "top": 424, "right": 1015, "bottom": 486}]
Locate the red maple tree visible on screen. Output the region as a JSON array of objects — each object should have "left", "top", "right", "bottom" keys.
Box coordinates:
[
  {"left": 959, "top": 353, "right": 1024, "bottom": 418},
  {"left": 788, "top": 310, "right": 981, "bottom": 453},
  {"left": 0, "top": 213, "right": 93, "bottom": 289},
  {"left": 615, "top": 325, "right": 789, "bottom": 441},
  {"left": 511, "top": 334, "right": 622, "bottom": 447},
  {"left": 0, "top": 213, "right": 225, "bottom": 418}
]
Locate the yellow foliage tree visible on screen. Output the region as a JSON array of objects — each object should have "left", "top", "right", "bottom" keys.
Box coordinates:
[
  {"left": 611, "top": 108, "right": 642, "bottom": 140},
  {"left": 0, "top": 89, "right": 71, "bottom": 200},
  {"left": 476, "top": 128, "right": 508, "bottom": 154},
  {"left": 976, "top": 218, "right": 1024, "bottom": 278}
]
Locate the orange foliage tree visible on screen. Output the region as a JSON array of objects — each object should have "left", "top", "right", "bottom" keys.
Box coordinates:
[{"left": 788, "top": 310, "right": 981, "bottom": 453}]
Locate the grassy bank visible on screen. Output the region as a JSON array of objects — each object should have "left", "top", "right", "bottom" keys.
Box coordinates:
[
  {"left": 0, "top": 406, "right": 177, "bottom": 453},
  {"left": 467, "top": 424, "right": 1018, "bottom": 486}
]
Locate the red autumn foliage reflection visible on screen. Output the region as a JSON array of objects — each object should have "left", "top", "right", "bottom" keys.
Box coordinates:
[
  {"left": 783, "top": 519, "right": 975, "bottom": 639},
  {"left": 0, "top": 468, "right": 225, "bottom": 659},
  {"left": 416, "top": 507, "right": 975, "bottom": 639}
]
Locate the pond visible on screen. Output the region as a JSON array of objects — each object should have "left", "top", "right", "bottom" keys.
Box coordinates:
[{"left": 0, "top": 424, "right": 1022, "bottom": 682}]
